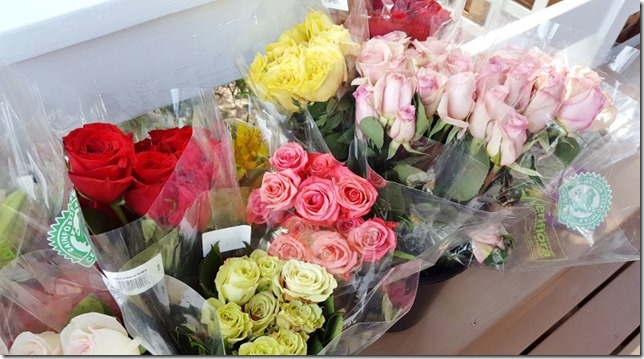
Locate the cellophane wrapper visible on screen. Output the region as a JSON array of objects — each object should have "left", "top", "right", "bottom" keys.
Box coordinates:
[
  {"left": 0, "top": 67, "right": 118, "bottom": 347},
  {"left": 49, "top": 89, "right": 244, "bottom": 354},
  {"left": 431, "top": 21, "right": 641, "bottom": 270}
]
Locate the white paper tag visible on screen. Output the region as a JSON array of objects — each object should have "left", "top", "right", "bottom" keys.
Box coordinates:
[
  {"left": 202, "top": 225, "right": 251, "bottom": 257},
  {"left": 103, "top": 254, "right": 165, "bottom": 296},
  {"left": 321, "top": 0, "right": 349, "bottom": 11}
]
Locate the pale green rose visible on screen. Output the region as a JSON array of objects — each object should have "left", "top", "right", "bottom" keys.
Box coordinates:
[
  {"left": 238, "top": 336, "right": 284, "bottom": 355},
  {"left": 215, "top": 256, "right": 261, "bottom": 305},
  {"left": 202, "top": 300, "right": 252, "bottom": 346},
  {"left": 244, "top": 291, "right": 279, "bottom": 337},
  {"left": 270, "top": 328, "right": 308, "bottom": 355},
  {"left": 275, "top": 301, "right": 324, "bottom": 334},
  {"left": 273, "top": 260, "right": 337, "bottom": 303},
  {"left": 251, "top": 249, "right": 284, "bottom": 292}
]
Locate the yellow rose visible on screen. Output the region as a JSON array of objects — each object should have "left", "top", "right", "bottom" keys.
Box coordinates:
[
  {"left": 312, "top": 26, "right": 359, "bottom": 57},
  {"left": 247, "top": 53, "right": 273, "bottom": 102},
  {"left": 266, "top": 38, "right": 299, "bottom": 63},
  {"left": 275, "top": 301, "right": 325, "bottom": 334},
  {"left": 297, "top": 45, "right": 347, "bottom": 103},
  {"left": 262, "top": 50, "right": 306, "bottom": 112},
  {"left": 238, "top": 336, "right": 284, "bottom": 355},
  {"left": 243, "top": 291, "right": 279, "bottom": 336},
  {"left": 304, "top": 11, "right": 335, "bottom": 38},
  {"left": 270, "top": 328, "right": 308, "bottom": 355},
  {"left": 201, "top": 299, "right": 252, "bottom": 346},
  {"left": 273, "top": 260, "right": 337, "bottom": 303},
  {"left": 278, "top": 22, "right": 308, "bottom": 45},
  {"left": 215, "top": 257, "right": 260, "bottom": 305}
]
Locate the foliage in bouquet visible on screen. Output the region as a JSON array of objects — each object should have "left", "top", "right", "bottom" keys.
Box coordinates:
[
  {"left": 245, "top": 142, "right": 397, "bottom": 281},
  {"left": 351, "top": 30, "right": 618, "bottom": 266},
  {"left": 244, "top": 11, "right": 359, "bottom": 161},
  {"left": 198, "top": 247, "right": 343, "bottom": 355}
]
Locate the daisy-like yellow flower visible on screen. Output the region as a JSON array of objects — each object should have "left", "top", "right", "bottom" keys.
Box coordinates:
[{"left": 233, "top": 121, "right": 269, "bottom": 180}]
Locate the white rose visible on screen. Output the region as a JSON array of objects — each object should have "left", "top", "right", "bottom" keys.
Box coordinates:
[
  {"left": 273, "top": 260, "right": 338, "bottom": 303},
  {"left": 61, "top": 313, "right": 141, "bottom": 355},
  {"left": 9, "top": 331, "right": 62, "bottom": 355}
]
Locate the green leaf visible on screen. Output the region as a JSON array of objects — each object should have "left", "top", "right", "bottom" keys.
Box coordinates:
[
  {"left": 359, "top": 117, "right": 385, "bottom": 149},
  {"left": 553, "top": 137, "right": 581, "bottom": 166},
  {"left": 414, "top": 93, "right": 430, "bottom": 139},
  {"left": 198, "top": 242, "right": 222, "bottom": 298},
  {"left": 433, "top": 138, "right": 491, "bottom": 203},
  {"left": 392, "top": 163, "right": 426, "bottom": 184},
  {"left": 308, "top": 101, "right": 327, "bottom": 119},
  {"left": 337, "top": 128, "right": 355, "bottom": 144},
  {"left": 307, "top": 333, "right": 324, "bottom": 355},
  {"left": 326, "top": 97, "right": 338, "bottom": 115},
  {"left": 80, "top": 207, "right": 122, "bottom": 234},
  {"left": 321, "top": 295, "right": 335, "bottom": 318},
  {"left": 429, "top": 118, "right": 447, "bottom": 138},
  {"left": 508, "top": 162, "right": 543, "bottom": 177},
  {"left": 141, "top": 218, "right": 157, "bottom": 242},
  {"left": 67, "top": 294, "right": 107, "bottom": 323},
  {"left": 324, "top": 112, "right": 344, "bottom": 132},
  {"left": 445, "top": 125, "right": 460, "bottom": 144},
  {"left": 387, "top": 141, "right": 401, "bottom": 159},
  {"left": 322, "top": 312, "right": 344, "bottom": 343},
  {"left": 314, "top": 115, "right": 327, "bottom": 129},
  {"left": 393, "top": 250, "right": 417, "bottom": 260}
]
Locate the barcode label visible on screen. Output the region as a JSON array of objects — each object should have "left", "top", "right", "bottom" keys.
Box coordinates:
[
  {"left": 103, "top": 254, "right": 164, "bottom": 296},
  {"left": 321, "top": 0, "right": 349, "bottom": 11},
  {"left": 202, "top": 225, "right": 251, "bottom": 257}
]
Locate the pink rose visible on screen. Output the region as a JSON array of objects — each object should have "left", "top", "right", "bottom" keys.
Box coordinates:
[
  {"left": 306, "top": 153, "right": 342, "bottom": 179},
  {"left": 522, "top": 66, "right": 567, "bottom": 133},
  {"left": 564, "top": 66, "right": 603, "bottom": 99},
  {"left": 416, "top": 66, "right": 446, "bottom": 117},
  {"left": 468, "top": 85, "right": 514, "bottom": 141},
  {"left": 355, "top": 38, "right": 405, "bottom": 85},
  {"left": 411, "top": 37, "right": 449, "bottom": 67},
  {"left": 467, "top": 223, "right": 504, "bottom": 264},
  {"left": 259, "top": 169, "right": 301, "bottom": 211},
  {"left": 475, "top": 55, "right": 515, "bottom": 96},
  {"left": 334, "top": 173, "right": 378, "bottom": 217},
  {"left": 373, "top": 71, "right": 416, "bottom": 120},
  {"left": 329, "top": 165, "right": 356, "bottom": 181},
  {"left": 294, "top": 176, "right": 340, "bottom": 225},
  {"left": 443, "top": 48, "right": 473, "bottom": 76},
  {"left": 268, "top": 235, "right": 311, "bottom": 261},
  {"left": 373, "top": 31, "right": 410, "bottom": 49},
  {"left": 486, "top": 111, "right": 529, "bottom": 166},
  {"left": 310, "top": 231, "right": 359, "bottom": 280},
  {"left": 246, "top": 189, "right": 270, "bottom": 224},
  {"left": 347, "top": 218, "right": 397, "bottom": 263},
  {"left": 281, "top": 213, "right": 319, "bottom": 239},
  {"left": 556, "top": 85, "right": 607, "bottom": 133},
  {"left": 388, "top": 104, "right": 416, "bottom": 145},
  {"left": 335, "top": 213, "right": 365, "bottom": 236},
  {"left": 437, "top": 72, "right": 476, "bottom": 131},
  {"left": 353, "top": 84, "right": 378, "bottom": 138},
  {"left": 270, "top": 142, "right": 308, "bottom": 174},
  {"left": 503, "top": 56, "right": 540, "bottom": 112}
]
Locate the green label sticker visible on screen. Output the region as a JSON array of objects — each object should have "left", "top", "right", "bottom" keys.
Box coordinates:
[
  {"left": 558, "top": 172, "right": 612, "bottom": 230},
  {"left": 47, "top": 191, "right": 96, "bottom": 267}
]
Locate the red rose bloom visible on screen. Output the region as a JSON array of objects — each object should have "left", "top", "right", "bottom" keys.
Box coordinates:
[
  {"left": 148, "top": 127, "right": 193, "bottom": 157},
  {"left": 124, "top": 151, "right": 177, "bottom": 216},
  {"left": 63, "top": 123, "right": 135, "bottom": 203},
  {"left": 368, "top": 0, "right": 450, "bottom": 41}
]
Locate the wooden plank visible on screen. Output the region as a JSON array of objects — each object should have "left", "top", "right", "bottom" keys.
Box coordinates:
[
  {"left": 618, "top": 333, "right": 641, "bottom": 355},
  {"left": 528, "top": 263, "right": 641, "bottom": 355},
  {"left": 361, "top": 265, "right": 564, "bottom": 355},
  {"left": 461, "top": 262, "right": 626, "bottom": 354}
]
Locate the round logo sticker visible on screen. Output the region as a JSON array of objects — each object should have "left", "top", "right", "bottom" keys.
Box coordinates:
[
  {"left": 47, "top": 191, "right": 96, "bottom": 267},
  {"left": 557, "top": 172, "right": 612, "bottom": 230}
]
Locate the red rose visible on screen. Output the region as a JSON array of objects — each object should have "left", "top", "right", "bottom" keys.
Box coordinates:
[
  {"left": 148, "top": 127, "right": 193, "bottom": 156},
  {"left": 124, "top": 151, "right": 177, "bottom": 216},
  {"left": 63, "top": 123, "right": 135, "bottom": 203}
]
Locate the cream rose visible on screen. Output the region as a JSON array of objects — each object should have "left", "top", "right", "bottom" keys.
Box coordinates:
[
  {"left": 244, "top": 291, "right": 279, "bottom": 336},
  {"left": 273, "top": 260, "right": 337, "bottom": 303},
  {"left": 215, "top": 256, "right": 261, "bottom": 305},
  {"left": 202, "top": 300, "right": 252, "bottom": 346},
  {"left": 238, "top": 336, "right": 284, "bottom": 355},
  {"left": 275, "top": 301, "right": 325, "bottom": 334},
  {"left": 60, "top": 313, "right": 140, "bottom": 355},
  {"left": 270, "top": 328, "right": 308, "bottom": 355},
  {"left": 9, "top": 332, "right": 61, "bottom": 355}
]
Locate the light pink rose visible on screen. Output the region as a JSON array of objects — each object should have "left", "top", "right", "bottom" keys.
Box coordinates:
[
  {"left": 467, "top": 223, "right": 504, "bottom": 264},
  {"left": 259, "top": 169, "right": 301, "bottom": 211},
  {"left": 475, "top": 55, "right": 515, "bottom": 97},
  {"left": 486, "top": 111, "right": 529, "bottom": 166},
  {"left": 268, "top": 234, "right": 311, "bottom": 261},
  {"left": 373, "top": 31, "right": 410, "bottom": 50},
  {"left": 294, "top": 176, "right": 340, "bottom": 224},
  {"left": 556, "top": 85, "right": 607, "bottom": 132},
  {"left": 270, "top": 142, "right": 309, "bottom": 174},
  {"left": 388, "top": 104, "right": 416, "bottom": 144},
  {"left": 281, "top": 213, "right": 319, "bottom": 239},
  {"left": 335, "top": 213, "right": 365, "bottom": 236},
  {"left": 246, "top": 189, "right": 271, "bottom": 225},
  {"left": 503, "top": 56, "right": 541, "bottom": 112},
  {"left": 60, "top": 313, "right": 140, "bottom": 355},
  {"left": 373, "top": 71, "right": 416, "bottom": 120},
  {"left": 347, "top": 218, "right": 397, "bottom": 263},
  {"left": 9, "top": 332, "right": 61, "bottom": 355},
  {"left": 411, "top": 37, "right": 449, "bottom": 67},
  {"left": 334, "top": 173, "right": 378, "bottom": 218},
  {"left": 416, "top": 66, "right": 446, "bottom": 116},
  {"left": 353, "top": 84, "right": 378, "bottom": 138},
  {"left": 564, "top": 65, "right": 603, "bottom": 99},
  {"left": 437, "top": 72, "right": 476, "bottom": 130},
  {"left": 443, "top": 48, "right": 473, "bottom": 76},
  {"left": 310, "top": 231, "right": 359, "bottom": 280},
  {"left": 522, "top": 67, "right": 567, "bottom": 133},
  {"left": 355, "top": 37, "right": 407, "bottom": 85},
  {"left": 468, "top": 85, "right": 514, "bottom": 140},
  {"left": 306, "top": 153, "right": 342, "bottom": 179}
]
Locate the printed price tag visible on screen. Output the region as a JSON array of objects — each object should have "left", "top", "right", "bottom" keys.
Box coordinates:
[
  {"left": 321, "top": 0, "right": 349, "bottom": 11},
  {"left": 202, "top": 225, "right": 251, "bottom": 257},
  {"left": 103, "top": 254, "right": 165, "bottom": 296}
]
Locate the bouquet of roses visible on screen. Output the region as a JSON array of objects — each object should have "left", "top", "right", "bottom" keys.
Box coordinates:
[{"left": 349, "top": 23, "right": 641, "bottom": 270}]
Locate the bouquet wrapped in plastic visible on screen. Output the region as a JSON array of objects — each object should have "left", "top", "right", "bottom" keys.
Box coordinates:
[{"left": 0, "top": 67, "right": 137, "bottom": 355}]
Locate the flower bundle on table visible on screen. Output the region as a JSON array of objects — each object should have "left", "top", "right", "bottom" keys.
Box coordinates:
[
  {"left": 199, "top": 249, "right": 342, "bottom": 355},
  {"left": 246, "top": 142, "right": 397, "bottom": 280}
]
